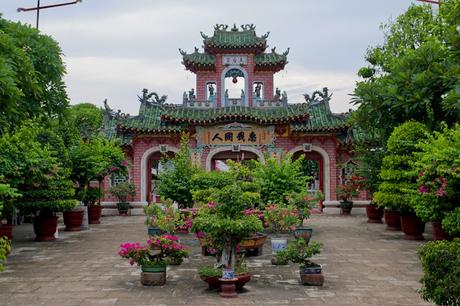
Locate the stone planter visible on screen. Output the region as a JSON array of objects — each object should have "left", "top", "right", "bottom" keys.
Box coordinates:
[
  {"left": 147, "top": 226, "right": 166, "bottom": 237},
  {"left": 340, "top": 200, "right": 353, "bottom": 215},
  {"left": 366, "top": 204, "right": 384, "bottom": 223},
  {"left": 33, "top": 216, "right": 58, "bottom": 241},
  {"left": 384, "top": 209, "right": 401, "bottom": 231},
  {"left": 140, "top": 263, "right": 166, "bottom": 286},
  {"left": 400, "top": 212, "right": 425, "bottom": 241},
  {"left": 63, "top": 210, "right": 84, "bottom": 231},
  {"left": 0, "top": 224, "right": 13, "bottom": 240},
  {"left": 293, "top": 226, "right": 313, "bottom": 243},
  {"left": 299, "top": 265, "right": 324, "bottom": 286},
  {"left": 117, "top": 202, "right": 129, "bottom": 216},
  {"left": 88, "top": 206, "right": 102, "bottom": 224}
]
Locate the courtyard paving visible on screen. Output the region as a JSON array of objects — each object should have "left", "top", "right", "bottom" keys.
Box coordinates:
[{"left": 0, "top": 211, "right": 433, "bottom": 306}]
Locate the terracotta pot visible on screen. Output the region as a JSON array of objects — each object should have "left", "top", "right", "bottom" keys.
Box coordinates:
[
  {"left": 140, "top": 271, "right": 166, "bottom": 286},
  {"left": 299, "top": 266, "right": 324, "bottom": 286},
  {"left": 235, "top": 273, "right": 251, "bottom": 290},
  {"left": 366, "top": 205, "right": 384, "bottom": 224},
  {"left": 200, "top": 275, "right": 221, "bottom": 290},
  {"left": 240, "top": 233, "right": 267, "bottom": 256},
  {"left": 33, "top": 216, "right": 58, "bottom": 241},
  {"left": 88, "top": 206, "right": 102, "bottom": 224},
  {"left": 432, "top": 222, "right": 458, "bottom": 241},
  {"left": 400, "top": 212, "right": 425, "bottom": 241},
  {"left": 384, "top": 209, "right": 401, "bottom": 231},
  {"left": 0, "top": 224, "right": 13, "bottom": 240},
  {"left": 63, "top": 210, "right": 84, "bottom": 231},
  {"left": 340, "top": 200, "right": 353, "bottom": 215},
  {"left": 200, "top": 273, "right": 251, "bottom": 290}
]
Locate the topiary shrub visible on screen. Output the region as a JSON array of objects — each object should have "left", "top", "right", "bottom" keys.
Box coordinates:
[
  {"left": 374, "top": 121, "right": 429, "bottom": 212},
  {"left": 418, "top": 239, "right": 460, "bottom": 305}
]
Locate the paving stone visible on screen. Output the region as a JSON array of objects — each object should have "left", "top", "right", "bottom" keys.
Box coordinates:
[{"left": 0, "top": 214, "right": 434, "bottom": 305}]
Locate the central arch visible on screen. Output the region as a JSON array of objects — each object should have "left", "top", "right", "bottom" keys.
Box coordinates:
[
  {"left": 288, "top": 145, "right": 331, "bottom": 201},
  {"left": 221, "top": 66, "right": 249, "bottom": 106},
  {"left": 206, "top": 146, "right": 265, "bottom": 171},
  {"left": 140, "top": 145, "right": 179, "bottom": 203}
]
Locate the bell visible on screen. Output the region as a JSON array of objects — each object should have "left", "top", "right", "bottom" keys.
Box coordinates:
[{"left": 232, "top": 76, "right": 238, "bottom": 83}]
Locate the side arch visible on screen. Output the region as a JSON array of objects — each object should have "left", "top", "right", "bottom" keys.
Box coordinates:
[
  {"left": 288, "top": 145, "right": 331, "bottom": 201},
  {"left": 205, "top": 146, "right": 265, "bottom": 171},
  {"left": 140, "top": 146, "right": 179, "bottom": 203}
]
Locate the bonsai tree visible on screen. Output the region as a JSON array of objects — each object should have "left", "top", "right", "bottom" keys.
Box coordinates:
[
  {"left": 277, "top": 238, "right": 322, "bottom": 269},
  {"left": 418, "top": 239, "right": 460, "bottom": 305},
  {"left": 192, "top": 182, "right": 263, "bottom": 272},
  {"left": 374, "top": 121, "right": 429, "bottom": 213},
  {"left": 413, "top": 124, "right": 460, "bottom": 236}
]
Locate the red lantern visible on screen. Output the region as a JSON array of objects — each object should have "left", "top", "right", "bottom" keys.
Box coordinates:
[{"left": 232, "top": 76, "right": 238, "bottom": 83}]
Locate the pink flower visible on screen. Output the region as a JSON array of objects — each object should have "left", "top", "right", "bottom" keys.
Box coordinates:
[
  {"left": 418, "top": 185, "right": 428, "bottom": 193},
  {"left": 207, "top": 202, "right": 217, "bottom": 209},
  {"left": 435, "top": 187, "right": 447, "bottom": 197}
]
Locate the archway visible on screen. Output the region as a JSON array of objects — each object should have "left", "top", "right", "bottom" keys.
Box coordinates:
[
  {"left": 288, "top": 145, "right": 331, "bottom": 201},
  {"left": 140, "top": 146, "right": 179, "bottom": 203},
  {"left": 206, "top": 146, "right": 265, "bottom": 171},
  {"left": 221, "top": 66, "right": 249, "bottom": 106}
]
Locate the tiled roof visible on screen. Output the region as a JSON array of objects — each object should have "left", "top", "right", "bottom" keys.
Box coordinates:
[
  {"left": 290, "top": 101, "right": 349, "bottom": 132},
  {"left": 202, "top": 25, "right": 268, "bottom": 53},
  {"left": 160, "top": 104, "right": 310, "bottom": 125},
  {"left": 181, "top": 51, "right": 215, "bottom": 72}
]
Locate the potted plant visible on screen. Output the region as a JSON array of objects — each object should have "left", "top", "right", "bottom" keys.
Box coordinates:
[
  {"left": 118, "top": 234, "right": 188, "bottom": 286},
  {"left": 82, "top": 187, "right": 103, "bottom": 224},
  {"left": 0, "top": 182, "right": 21, "bottom": 240},
  {"left": 109, "top": 182, "right": 136, "bottom": 215},
  {"left": 198, "top": 257, "right": 251, "bottom": 290},
  {"left": 287, "top": 190, "right": 323, "bottom": 242},
  {"left": 0, "top": 236, "right": 11, "bottom": 272},
  {"left": 277, "top": 238, "right": 323, "bottom": 286},
  {"left": 151, "top": 234, "right": 188, "bottom": 265},
  {"left": 374, "top": 121, "right": 429, "bottom": 239},
  {"left": 336, "top": 175, "right": 364, "bottom": 215},
  {"left": 412, "top": 124, "right": 460, "bottom": 240},
  {"left": 264, "top": 204, "right": 300, "bottom": 257},
  {"left": 63, "top": 205, "right": 84, "bottom": 231},
  {"left": 192, "top": 183, "right": 263, "bottom": 284},
  {"left": 143, "top": 203, "right": 166, "bottom": 236}
]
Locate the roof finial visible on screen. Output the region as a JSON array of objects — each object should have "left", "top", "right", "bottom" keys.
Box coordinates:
[
  {"left": 283, "top": 48, "right": 290, "bottom": 56},
  {"left": 261, "top": 31, "right": 270, "bottom": 39},
  {"left": 179, "top": 48, "right": 186, "bottom": 56},
  {"left": 231, "top": 23, "right": 238, "bottom": 31},
  {"left": 200, "top": 31, "right": 209, "bottom": 39}
]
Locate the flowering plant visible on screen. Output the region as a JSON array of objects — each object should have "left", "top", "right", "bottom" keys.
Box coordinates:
[
  {"left": 118, "top": 235, "right": 188, "bottom": 267},
  {"left": 336, "top": 175, "right": 365, "bottom": 201},
  {"left": 263, "top": 204, "right": 299, "bottom": 233}
]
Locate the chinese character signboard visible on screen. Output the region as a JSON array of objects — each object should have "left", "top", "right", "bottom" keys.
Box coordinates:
[
  {"left": 199, "top": 122, "right": 273, "bottom": 146},
  {"left": 222, "top": 55, "right": 248, "bottom": 66}
]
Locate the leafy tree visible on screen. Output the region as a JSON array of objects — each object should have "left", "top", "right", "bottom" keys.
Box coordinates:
[
  {"left": 0, "top": 16, "right": 68, "bottom": 132},
  {"left": 157, "top": 134, "right": 199, "bottom": 208},
  {"left": 66, "top": 103, "right": 103, "bottom": 140},
  {"left": 351, "top": 2, "right": 459, "bottom": 140},
  {"left": 254, "top": 154, "right": 308, "bottom": 205}
]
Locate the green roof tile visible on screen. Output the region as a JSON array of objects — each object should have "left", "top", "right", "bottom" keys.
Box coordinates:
[
  {"left": 290, "top": 101, "right": 349, "bottom": 132},
  {"left": 202, "top": 24, "right": 268, "bottom": 52}
]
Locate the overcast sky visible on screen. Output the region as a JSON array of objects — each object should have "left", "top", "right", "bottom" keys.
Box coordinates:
[{"left": 1, "top": 1, "right": 428, "bottom": 114}]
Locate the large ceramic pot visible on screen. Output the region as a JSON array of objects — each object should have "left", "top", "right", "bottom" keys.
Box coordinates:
[
  {"left": 140, "top": 263, "right": 166, "bottom": 286},
  {"left": 88, "top": 206, "right": 102, "bottom": 224},
  {"left": 340, "top": 200, "right": 353, "bottom": 215},
  {"left": 366, "top": 204, "right": 384, "bottom": 223},
  {"left": 200, "top": 273, "right": 251, "bottom": 290},
  {"left": 0, "top": 224, "right": 13, "bottom": 240},
  {"left": 240, "top": 233, "right": 268, "bottom": 256},
  {"left": 33, "top": 216, "right": 58, "bottom": 241},
  {"left": 400, "top": 212, "right": 425, "bottom": 241},
  {"left": 271, "top": 238, "right": 288, "bottom": 255},
  {"left": 63, "top": 210, "right": 84, "bottom": 231},
  {"left": 148, "top": 226, "right": 166, "bottom": 237},
  {"left": 293, "top": 226, "right": 313, "bottom": 243},
  {"left": 299, "top": 264, "right": 324, "bottom": 286},
  {"left": 431, "top": 222, "right": 458, "bottom": 241},
  {"left": 384, "top": 209, "right": 401, "bottom": 231},
  {"left": 117, "top": 202, "right": 129, "bottom": 216}
]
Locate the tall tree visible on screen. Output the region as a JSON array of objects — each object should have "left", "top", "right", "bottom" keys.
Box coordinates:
[{"left": 0, "top": 15, "right": 68, "bottom": 132}]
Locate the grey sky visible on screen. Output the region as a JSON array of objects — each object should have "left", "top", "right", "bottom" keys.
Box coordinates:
[{"left": 1, "top": 1, "right": 426, "bottom": 115}]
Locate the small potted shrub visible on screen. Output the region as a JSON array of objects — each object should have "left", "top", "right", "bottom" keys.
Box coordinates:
[
  {"left": 109, "top": 182, "right": 136, "bottom": 215},
  {"left": 277, "top": 238, "right": 323, "bottom": 286},
  {"left": 418, "top": 239, "right": 460, "bottom": 305},
  {"left": 336, "top": 175, "right": 364, "bottom": 215},
  {"left": 143, "top": 203, "right": 166, "bottom": 236},
  {"left": 287, "top": 190, "right": 324, "bottom": 242},
  {"left": 118, "top": 234, "right": 188, "bottom": 286},
  {"left": 82, "top": 187, "right": 103, "bottom": 224},
  {"left": 264, "top": 204, "right": 300, "bottom": 257}
]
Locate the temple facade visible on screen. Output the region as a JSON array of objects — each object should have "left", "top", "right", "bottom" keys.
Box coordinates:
[{"left": 101, "top": 24, "right": 368, "bottom": 214}]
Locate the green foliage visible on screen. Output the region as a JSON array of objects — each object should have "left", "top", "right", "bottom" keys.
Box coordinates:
[
  {"left": 442, "top": 208, "right": 460, "bottom": 236},
  {"left": 413, "top": 124, "right": 460, "bottom": 227},
  {"left": 157, "top": 134, "right": 199, "bottom": 208},
  {"left": 67, "top": 103, "right": 103, "bottom": 140},
  {"left": 351, "top": 3, "right": 460, "bottom": 142},
  {"left": 0, "top": 16, "right": 68, "bottom": 132},
  {"left": 0, "top": 121, "right": 77, "bottom": 215},
  {"left": 78, "top": 187, "right": 102, "bottom": 206},
  {"left": 354, "top": 145, "right": 386, "bottom": 195},
  {"left": 264, "top": 204, "right": 300, "bottom": 233},
  {"left": 143, "top": 203, "right": 164, "bottom": 227},
  {"left": 109, "top": 182, "right": 136, "bottom": 203},
  {"left": 190, "top": 170, "right": 233, "bottom": 194},
  {"left": 0, "top": 237, "right": 11, "bottom": 272},
  {"left": 0, "top": 182, "right": 21, "bottom": 221},
  {"left": 374, "top": 121, "right": 428, "bottom": 211},
  {"left": 198, "top": 266, "right": 222, "bottom": 277},
  {"left": 254, "top": 154, "right": 309, "bottom": 205},
  {"left": 418, "top": 239, "right": 460, "bottom": 305},
  {"left": 276, "top": 238, "right": 322, "bottom": 268}
]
